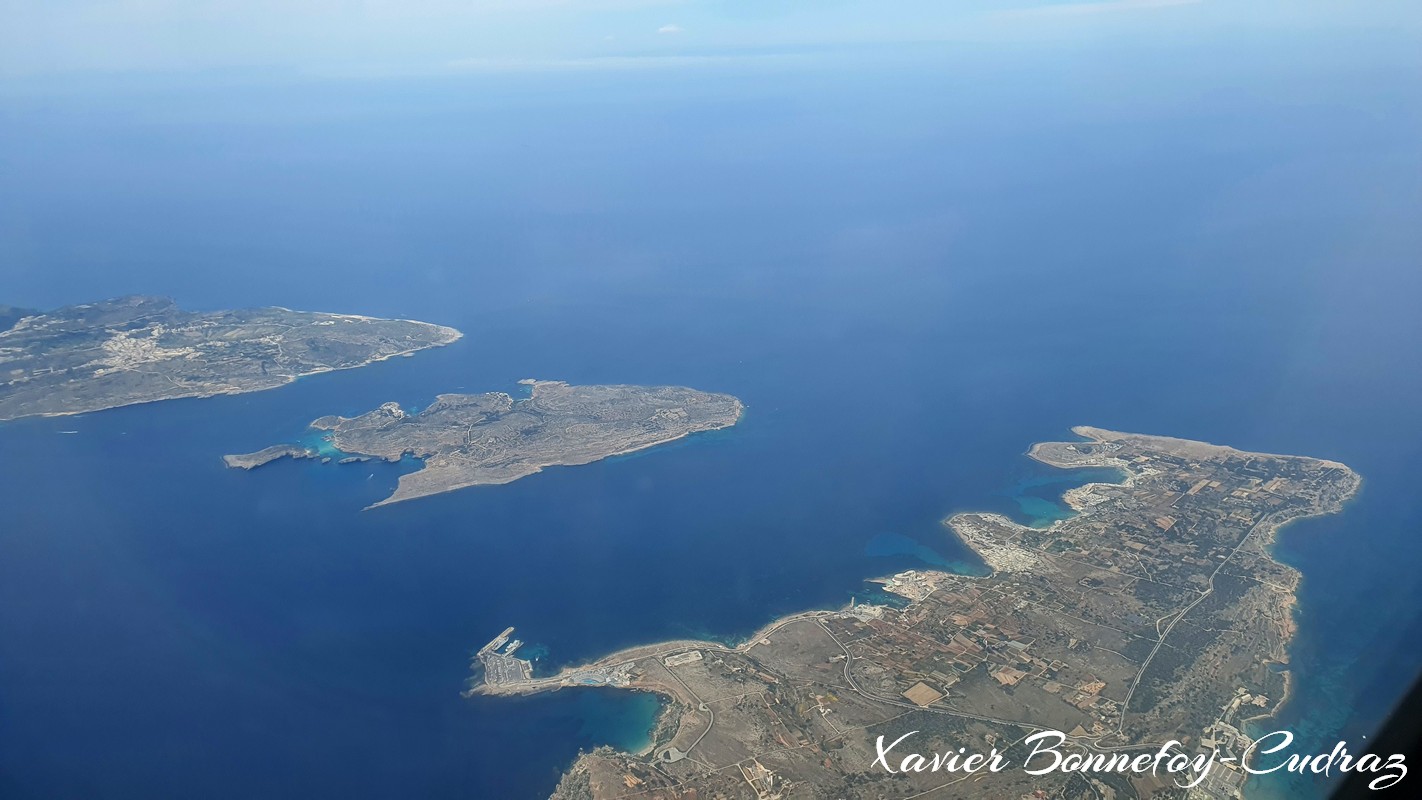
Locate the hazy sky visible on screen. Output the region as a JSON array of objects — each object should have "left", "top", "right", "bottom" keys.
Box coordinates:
[{"left": 2, "top": 0, "right": 1417, "bottom": 79}]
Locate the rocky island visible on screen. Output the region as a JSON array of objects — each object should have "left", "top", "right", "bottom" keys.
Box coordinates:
[
  {"left": 0, "top": 295, "right": 461, "bottom": 421},
  {"left": 225, "top": 380, "right": 744, "bottom": 508},
  {"left": 471, "top": 427, "right": 1359, "bottom": 800}
]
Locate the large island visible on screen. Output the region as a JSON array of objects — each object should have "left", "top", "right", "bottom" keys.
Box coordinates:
[
  {"left": 225, "top": 380, "right": 744, "bottom": 508},
  {"left": 0, "top": 295, "right": 461, "bottom": 421},
  {"left": 471, "top": 427, "right": 1360, "bottom": 800}
]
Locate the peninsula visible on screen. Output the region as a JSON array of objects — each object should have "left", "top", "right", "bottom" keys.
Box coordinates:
[
  {"left": 224, "top": 380, "right": 744, "bottom": 508},
  {"left": 0, "top": 295, "right": 461, "bottom": 421},
  {"left": 471, "top": 427, "right": 1359, "bottom": 800}
]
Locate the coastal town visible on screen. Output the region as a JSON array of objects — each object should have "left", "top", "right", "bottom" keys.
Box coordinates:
[
  {"left": 470, "top": 427, "right": 1360, "bottom": 800},
  {"left": 0, "top": 295, "right": 462, "bottom": 421}
]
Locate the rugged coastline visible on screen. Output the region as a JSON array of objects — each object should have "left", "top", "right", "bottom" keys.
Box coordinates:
[
  {"left": 0, "top": 295, "right": 462, "bottom": 421},
  {"left": 225, "top": 380, "right": 744, "bottom": 508},
  {"left": 471, "top": 427, "right": 1360, "bottom": 800}
]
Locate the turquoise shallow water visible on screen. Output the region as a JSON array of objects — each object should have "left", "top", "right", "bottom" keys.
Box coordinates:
[
  {"left": 1, "top": 39, "right": 1420, "bottom": 800},
  {"left": 865, "top": 532, "right": 985, "bottom": 573},
  {"left": 1002, "top": 467, "right": 1128, "bottom": 528}
]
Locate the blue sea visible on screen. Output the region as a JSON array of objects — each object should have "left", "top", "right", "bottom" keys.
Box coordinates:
[{"left": 2, "top": 36, "right": 1420, "bottom": 799}]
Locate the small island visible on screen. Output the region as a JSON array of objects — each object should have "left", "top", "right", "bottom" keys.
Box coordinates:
[
  {"left": 0, "top": 295, "right": 462, "bottom": 421},
  {"left": 224, "top": 380, "right": 744, "bottom": 508}
]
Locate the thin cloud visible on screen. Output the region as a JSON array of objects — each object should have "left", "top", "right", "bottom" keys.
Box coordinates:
[
  {"left": 442, "top": 53, "right": 805, "bottom": 73},
  {"left": 1001, "top": 0, "right": 1202, "bottom": 18},
  {"left": 657, "top": 23, "right": 683, "bottom": 35}
]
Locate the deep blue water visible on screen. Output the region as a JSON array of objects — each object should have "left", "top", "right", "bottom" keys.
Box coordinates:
[{"left": 2, "top": 37, "right": 1420, "bottom": 799}]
